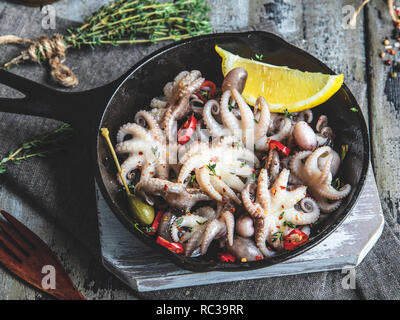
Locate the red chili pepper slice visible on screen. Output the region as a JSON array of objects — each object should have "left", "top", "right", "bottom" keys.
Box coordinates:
[
  {"left": 283, "top": 229, "right": 308, "bottom": 250},
  {"left": 269, "top": 139, "right": 291, "bottom": 156},
  {"left": 218, "top": 252, "right": 236, "bottom": 263},
  {"left": 146, "top": 210, "right": 164, "bottom": 236},
  {"left": 195, "top": 80, "right": 217, "bottom": 103},
  {"left": 156, "top": 236, "right": 184, "bottom": 254},
  {"left": 177, "top": 115, "right": 197, "bottom": 145}
]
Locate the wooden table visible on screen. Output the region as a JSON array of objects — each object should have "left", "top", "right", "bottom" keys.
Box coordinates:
[{"left": 0, "top": 0, "right": 396, "bottom": 299}]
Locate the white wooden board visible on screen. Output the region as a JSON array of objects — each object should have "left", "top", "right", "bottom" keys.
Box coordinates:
[{"left": 96, "top": 166, "right": 384, "bottom": 292}]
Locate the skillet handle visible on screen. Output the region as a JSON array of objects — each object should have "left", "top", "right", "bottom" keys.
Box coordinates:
[{"left": 0, "top": 69, "right": 116, "bottom": 129}]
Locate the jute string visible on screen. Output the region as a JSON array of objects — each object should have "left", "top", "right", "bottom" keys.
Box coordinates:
[
  {"left": 0, "top": 34, "right": 78, "bottom": 87},
  {"left": 350, "top": 0, "right": 400, "bottom": 28}
]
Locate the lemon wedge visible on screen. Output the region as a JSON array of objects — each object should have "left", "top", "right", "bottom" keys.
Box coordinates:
[{"left": 215, "top": 45, "right": 343, "bottom": 113}]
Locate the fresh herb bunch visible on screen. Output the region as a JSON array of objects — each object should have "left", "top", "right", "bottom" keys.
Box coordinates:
[
  {"left": 0, "top": 124, "right": 74, "bottom": 174},
  {"left": 0, "top": 0, "right": 212, "bottom": 87},
  {"left": 64, "top": 0, "right": 212, "bottom": 48}
]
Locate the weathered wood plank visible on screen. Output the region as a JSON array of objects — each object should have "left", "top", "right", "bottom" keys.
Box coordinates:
[
  {"left": 261, "top": 0, "right": 368, "bottom": 117},
  {"left": 366, "top": 1, "right": 400, "bottom": 237}
]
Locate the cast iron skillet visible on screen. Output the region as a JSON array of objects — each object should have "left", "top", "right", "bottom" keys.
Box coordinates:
[{"left": 0, "top": 31, "right": 369, "bottom": 272}]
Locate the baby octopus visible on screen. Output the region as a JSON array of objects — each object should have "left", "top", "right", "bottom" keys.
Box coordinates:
[
  {"left": 116, "top": 108, "right": 210, "bottom": 210},
  {"left": 177, "top": 141, "right": 259, "bottom": 203},
  {"left": 202, "top": 68, "right": 292, "bottom": 150},
  {"left": 241, "top": 168, "right": 320, "bottom": 256},
  {"left": 115, "top": 110, "right": 168, "bottom": 184},
  {"left": 162, "top": 70, "right": 205, "bottom": 143},
  {"left": 290, "top": 146, "right": 351, "bottom": 213},
  {"left": 168, "top": 205, "right": 235, "bottom": 257}
]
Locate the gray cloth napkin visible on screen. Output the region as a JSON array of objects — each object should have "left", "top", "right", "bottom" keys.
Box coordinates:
[{"left": 0, "top": 3, "right": 399, "bottom": 300}]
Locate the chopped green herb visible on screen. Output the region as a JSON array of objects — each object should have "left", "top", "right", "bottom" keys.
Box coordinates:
[
  {"left": 254, "top": 118, "right": 259, "bottom": 123},
  {"left": 272, "top": 231, "right": 283, "bottom": 242},
  {"left": 196, "top": 220, "right": 206, "bottom": 225},
  {"left": 240, "top": 161, "right": 247, "bottom": 168},
  {"left": 279, "top": 211, "right": 285, "bottom": 218},
  {"left": 207, "top": 163, "right": 217, "bottom": 176},
  {"left": 128, "top": 182, "right": 135, "bottom": 192},
  {"left": 350, "top": 107, "right": 359, "bottom": 112},
  {"left": 144, "top": 226, "right": 155, "bottom": 233},
  {"left": 189, "top": 174, "right": 196, "bottom": 187},
  {"left": 151, "top": 146, "right": 160, "bottom": 159},
  {"left": 228, "top": 102, "right": 233, "bottom": 112},
  {"left": 283, "top": 108, "right": 293, "bottom": 119},
  {"left": 176, "top": 217, "right": 184, "bottom": 226},
  {"left": 332, "top": 177, "right": 343, "bottom": 190},
  {"left": 134, "top": 222, "right": 144, "bottom": 234},
  {"left": 283, "top": 221, "right": 296, "bottom": 228}
]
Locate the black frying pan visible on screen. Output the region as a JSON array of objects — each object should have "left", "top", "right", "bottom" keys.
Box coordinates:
[{"left": 0, "top": 31, "right": 369, "bottom": 272}]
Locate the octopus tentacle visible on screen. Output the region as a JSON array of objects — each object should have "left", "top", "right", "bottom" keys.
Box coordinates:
[
  {"left": 135, "top": 177, "right": 210, "bottom": 210},
  {"left": 201, "top": 210, "right": 234, "bottom": 254},
  {"left": 254, "top": 97, "right": 270, "bottom": 141},
  {"left": 314, "top": 196, "right": 342, "bottom": 213},
  {"left": 210, "top": 175, "right": 241, "bottom": 204},
  {"left": 117, "top": 123, "right": 156, "bottom": 144},
  {"left": 162, "top": 71, "right": 204, "bottom": 142},
  {"left": 150, "top": 97, "right": 168, "bottom": 109},
  {"left": 256, "top": 169, "right": 271, "bottom": 209},
  {"left": 196, "top": 166, "right": 223, "bottom": 202},
  {"left": 241, "top": 184, "right": 264, "bottom": 219},
  {"left": 134, "top": 110, "right": 165, "bottom": 143},
  {"left": 119, "top": 154, "right": 145, "bottom": 184},
  {"left": 268, "top": 116, "right": 292, "bottom": 141},
  {"left": 318, "top": 183, "right": 351, "bottom": 200},
  {"left": 220, "top": 170, "right": 246, "bottom": 191},
  {"left": 202, "top": 100, "right": 229, "bottom": 137},
  {"left": 225, "top": 236, "right": 264, "bottom": 261},
  {"left": 184, "top": 223, "right": 208, "bottom": 257},
  {"left": 220, "top": 90, "right": 241, "bottom": 135},
  {"left": 266, "top": 149, "right": 280, "bottom": 186},
  {"left": 304, "top": 146, "right": 330, "bottom": 177},
  {"left": 289, "top": 146, "right": 351, "bottom": 213},
  {"left": 254, "top": 218, "right": 275, "bottom": 257},
  {"left": 231, "top": 88, "right": 255, "bottom": 145}
]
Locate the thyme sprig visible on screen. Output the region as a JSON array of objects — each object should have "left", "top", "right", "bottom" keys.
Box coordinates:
[
  {"left": 0, "top": 124, "right": 74, "bottom": 174},
  {"left": 64, "top": 0, "right": 212, "bottom": 48}
]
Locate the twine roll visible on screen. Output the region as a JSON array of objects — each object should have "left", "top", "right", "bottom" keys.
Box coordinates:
[{"left": 0, "top": 34, "right": 78, "bottom": 87}]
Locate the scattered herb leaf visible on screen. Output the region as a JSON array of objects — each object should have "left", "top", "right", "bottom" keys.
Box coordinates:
[
  {"left": 332, "top": 177, "right": 343, "bottom": 190},
  {"left": 255, "top": 53, "right": 264, "bottom": 61},
  {"left": 207, "top": 163, "right": 217, "bottom": 176},
  {"left": 284, "top": 108, "right": 293, "bottom": 119},
  {"left": 283, "top": 221, "right": 296, "bottom": 228},
  {"left": 272, "top": 231, "right": 283, "bottom": 242}
]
